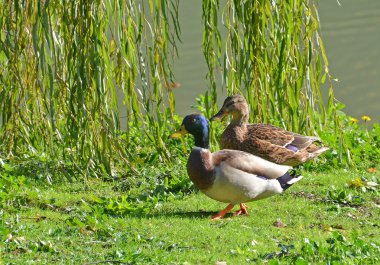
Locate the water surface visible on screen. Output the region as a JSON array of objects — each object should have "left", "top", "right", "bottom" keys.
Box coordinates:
[{"left": 318, "top": 0, "right": 380, "bottom": 122}]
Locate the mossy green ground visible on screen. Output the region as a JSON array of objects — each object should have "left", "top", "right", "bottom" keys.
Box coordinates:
[{"left": 2, "top": 168, "right": 380, "bottom": 264}]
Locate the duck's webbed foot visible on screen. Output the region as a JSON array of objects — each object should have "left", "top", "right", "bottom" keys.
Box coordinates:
[
  {"left": 233, "top": 203, "right": 249, "bottom": 216},
  {"left": 211, "top": 203, "right": 235, "bottom": 220}
]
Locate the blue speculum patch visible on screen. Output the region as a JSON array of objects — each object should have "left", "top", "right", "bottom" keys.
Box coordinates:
[{"left": 286, "top": 144, "right": 299, "bottom": 152}]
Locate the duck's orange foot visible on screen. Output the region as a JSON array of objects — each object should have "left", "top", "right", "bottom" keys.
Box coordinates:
[
  {"left": 233, "top": 203, "right": 249, "bottom": 216},
  {"left": 211, "top": 203, "right": 234, "bottom": 220}
]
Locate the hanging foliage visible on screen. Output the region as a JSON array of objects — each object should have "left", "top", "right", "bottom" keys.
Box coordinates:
[
  {"left": 0, "top": 0, "right": 180, "bottom": 177},
  {"left": 0, "top": 0, "right": 342, "bottom": 178}
]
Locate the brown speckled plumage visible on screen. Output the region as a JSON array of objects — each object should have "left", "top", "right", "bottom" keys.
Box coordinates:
[{"left": 211, "top": 95, "right": 329, "bottom": 166}]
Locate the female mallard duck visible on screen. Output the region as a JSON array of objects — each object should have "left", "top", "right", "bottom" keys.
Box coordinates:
[
  {"left": 171, "top": 114, "right": 303, "bottom": 219},
  {"left": 211, "top": 95, "right": 329, "bottom": 166}
]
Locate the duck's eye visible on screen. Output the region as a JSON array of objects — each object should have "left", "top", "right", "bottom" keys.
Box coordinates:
[{"left": 225, "top": 102, "right": 234, "bottom": 109}]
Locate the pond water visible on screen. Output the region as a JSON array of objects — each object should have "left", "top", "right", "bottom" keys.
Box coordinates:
[{"left": 171, "top": 0, "right": 380, "bottom": 123}]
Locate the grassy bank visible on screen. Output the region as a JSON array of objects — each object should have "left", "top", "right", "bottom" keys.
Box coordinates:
[
  {"left": 2, "top": 166, "right": 379, "bottom": 264},
  {"left": 1, "top": 1, "right": 379, "bottom": 264}
]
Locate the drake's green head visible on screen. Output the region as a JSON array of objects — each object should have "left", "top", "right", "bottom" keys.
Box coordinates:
[{"left": 171, "top": 114, "right": 210, "bottom": 149}]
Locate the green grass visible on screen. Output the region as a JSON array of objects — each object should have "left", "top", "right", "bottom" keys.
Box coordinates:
[{"left": 2, "top": 168, "right": 379, "bottom": 264}]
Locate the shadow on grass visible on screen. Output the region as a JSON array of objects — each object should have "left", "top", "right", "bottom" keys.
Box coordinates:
[
  {"left": 133, "top": 209, "right": 241, "bottom": 220},
  {"left": 108, "top": 208, "right": 238, "bottom": 220},
  {"left": 147, "top": 210, "right": 215, "bottom": 219}
]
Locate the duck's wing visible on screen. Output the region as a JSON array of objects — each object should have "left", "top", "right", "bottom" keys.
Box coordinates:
[
  {"left": 247, "top": 124, "right": 321, "bottom": 149},
  {"left": 291, "top": 134, "right": 322, "bottom": 149},
  {"left": 212, "top": 149, "right": 292, "bottom": 180}
]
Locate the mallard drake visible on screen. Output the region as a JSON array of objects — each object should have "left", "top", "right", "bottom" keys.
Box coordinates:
[
  {"left": 171, "top": 114, "right": 303, "bottom": 219},
  {"left": 211, "top": 95, "right": 329, "bottom": 166}
]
